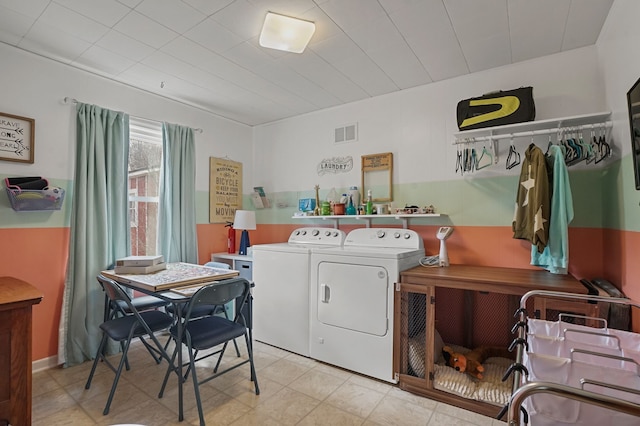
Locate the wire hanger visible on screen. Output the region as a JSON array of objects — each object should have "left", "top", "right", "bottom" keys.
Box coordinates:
[
  {"left": 506, "top": 136, "right": 521, "bottom": 170},
  {"left": 476, "top": 142, "right": 493, "bottom": 170}
]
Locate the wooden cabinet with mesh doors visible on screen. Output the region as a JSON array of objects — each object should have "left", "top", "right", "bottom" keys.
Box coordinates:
[{"left": 394, "top": 264, "right": 589, "bottom": 418}]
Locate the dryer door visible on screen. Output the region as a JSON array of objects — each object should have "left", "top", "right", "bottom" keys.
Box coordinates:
[{"left": 317, "top": 262, "right": 388, "bottom": 336}]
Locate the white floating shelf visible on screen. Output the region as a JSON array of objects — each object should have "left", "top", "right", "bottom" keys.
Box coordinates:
[{"left": 292, "top": 213, "right": 444, "bottom": 229}]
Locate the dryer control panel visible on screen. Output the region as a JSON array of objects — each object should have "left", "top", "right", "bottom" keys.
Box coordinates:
[
  {"left": 288, "top": 227, "right": 346, "bottom": 245},
  {"left": 344, "top": 228, "right": 424, "bottom": 249}
]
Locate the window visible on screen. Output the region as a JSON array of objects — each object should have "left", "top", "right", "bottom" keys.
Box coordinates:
[{"left": 128, "top": 117, "right": 163, "bottom": 256}]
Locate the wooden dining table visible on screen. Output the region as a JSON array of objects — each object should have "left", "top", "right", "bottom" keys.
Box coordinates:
[{"left": 101, "top": 262, "right": 241, "bottom": 422}]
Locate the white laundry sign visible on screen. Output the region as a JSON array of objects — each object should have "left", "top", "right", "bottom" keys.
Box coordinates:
[{"left": 317, "top": 156, "right": 353, "bottom": 175}]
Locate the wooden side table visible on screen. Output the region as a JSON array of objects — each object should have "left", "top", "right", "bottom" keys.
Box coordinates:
[{"left": 0, "top": 277, "right": 43, "bottom": 426}]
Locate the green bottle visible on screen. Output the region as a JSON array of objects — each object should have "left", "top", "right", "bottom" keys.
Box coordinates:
[{"left": 365, "top": 189, "right": 373, "bottom": 215}]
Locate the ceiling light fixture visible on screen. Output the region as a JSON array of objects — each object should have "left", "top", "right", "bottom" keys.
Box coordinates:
[{"left": 259, "top": 12, "right": 315, "bottom": 54}]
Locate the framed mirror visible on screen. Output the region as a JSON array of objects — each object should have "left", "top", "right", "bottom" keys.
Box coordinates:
[
  {"left": 361, "top": 152, "right": 393, "bottom": 202},
  {"left": 627, "top": 77, "right": 640, "bottom": 190}
]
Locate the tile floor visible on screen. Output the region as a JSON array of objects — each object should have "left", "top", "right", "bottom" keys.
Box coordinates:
[{"left": 32, "top": 336, "right": 508, "bottom": 426}]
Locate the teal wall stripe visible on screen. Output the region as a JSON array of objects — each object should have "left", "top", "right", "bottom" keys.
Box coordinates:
[{"left": 6, "top": 156, "right": 640, "bottom": 232}]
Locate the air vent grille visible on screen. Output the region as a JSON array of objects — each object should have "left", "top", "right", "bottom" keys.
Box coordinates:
[{"left": 334, "top": 123, "right": 358, "bottom": 144}]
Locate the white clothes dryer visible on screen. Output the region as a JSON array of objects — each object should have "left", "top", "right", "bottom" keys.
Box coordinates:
[
  {"left": 310, "top": 228, "right": 424, "bottom": 383},
  {"left": 252, "top": 227, "right": 345, "bottom": 357}
]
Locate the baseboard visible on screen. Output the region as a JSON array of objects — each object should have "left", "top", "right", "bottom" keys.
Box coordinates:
[{"left": 32, "top": 355, "right": 61, "bottom": 373}]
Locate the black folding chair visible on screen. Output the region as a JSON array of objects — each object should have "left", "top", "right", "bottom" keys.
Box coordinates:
[
  {"left": 86, "top": 275, "right": 173, "bottom": 415},
  {"left": 165, "top": 261, "right": 241, "bottom": 357},
  {"left": 159, "top": 277, "right": 259, "bottom": 426},
  {"left": 98, "top": 275, "right": 170, "bottom": 366}
]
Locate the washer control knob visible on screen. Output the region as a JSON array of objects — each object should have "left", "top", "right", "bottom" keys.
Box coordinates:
[
  {"left": 376, "top": 230, "right": 386, "bottom": 238},
  {"left": 393, "top": 232, "right": 401, "bottom": 239},
  {"left": 312, "top": 229, "right": 320, "bottom": 236},
  {"left": 301, "top": 230, "right": 307, "bottom": 235},
  {"left": 324, "top": 230, "right": 331, "bottom": 237},
  {"left": 333, "top": 231, "right": 340, "bottom": 237},
  {"left": 294, "top": 230, "right": 300, "bottom": 236},
  {"left": 404, "top": 233, "right": 411, "bottom": 239}
]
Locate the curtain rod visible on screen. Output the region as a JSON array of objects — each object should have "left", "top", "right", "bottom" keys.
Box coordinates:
[{"left": 63, "top": 97, "right": 203, "bottom": 134}]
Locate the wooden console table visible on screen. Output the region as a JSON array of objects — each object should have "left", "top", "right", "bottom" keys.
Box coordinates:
[
  {"left": 0, "top": 277, "right": 43, "bottom": 426},
  {"left": 394, "top": 264, "right": 587, "bottom": 418}
]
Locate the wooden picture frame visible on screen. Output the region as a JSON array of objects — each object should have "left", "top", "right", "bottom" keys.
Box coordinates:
[
  {"left": 361, "top": 152, "right": 393, "bottom": 202},
  {"left": 0, "top": 112, "right": 34, "bottom": 163}
]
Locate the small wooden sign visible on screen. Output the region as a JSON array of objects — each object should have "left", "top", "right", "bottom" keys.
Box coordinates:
[
  {"left": 0, "top": 112, "right": 34, "bottom": 163},
  {"left": 209, "top": 157, "right": 242, "bottom": 223}
]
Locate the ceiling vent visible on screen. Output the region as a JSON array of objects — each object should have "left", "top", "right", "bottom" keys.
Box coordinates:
[{"left": 334, "top": 123, "right": 358, "bottom": 144}]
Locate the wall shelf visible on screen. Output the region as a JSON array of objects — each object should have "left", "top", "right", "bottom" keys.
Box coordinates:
[
  {"left": 292, "top": 213, "right": 444, "bottom": 229},
  {"left": 453, "top": 111, "right": 612, "bottom": 144}
]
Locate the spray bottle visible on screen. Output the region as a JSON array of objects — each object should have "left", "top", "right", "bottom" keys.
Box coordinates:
[
  {"left": 226, "top": 221, "right": 236, "bottom": 254},
  {"left": 365, "top": 189, "right": 373, "bottom": 215}
]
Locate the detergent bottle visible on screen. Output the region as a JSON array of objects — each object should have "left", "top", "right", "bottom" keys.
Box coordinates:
[{"left": 226, "top": 221, "right": 236, "bottom": 253}]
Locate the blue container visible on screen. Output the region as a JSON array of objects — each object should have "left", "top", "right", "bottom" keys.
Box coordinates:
[{"left": 298, "top": 198, "right": 316, "bottom": 212}]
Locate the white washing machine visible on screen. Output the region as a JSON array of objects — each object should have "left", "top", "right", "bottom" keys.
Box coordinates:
[
  {"left": 252, "top": 227, "right": 345, "bottom": 356},
  {"left": 310, "top": 228, "right": 424, "bottom": 383}
]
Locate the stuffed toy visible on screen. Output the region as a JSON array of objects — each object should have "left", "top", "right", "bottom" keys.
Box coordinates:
[{"left": 441, "top": 345, "right": 512, "bottom": 380}]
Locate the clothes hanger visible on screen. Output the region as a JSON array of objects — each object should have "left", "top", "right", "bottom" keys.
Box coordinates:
[
  {"left": 476, "top": 142, "right": 493, "bottom": 170},
  {"left": 585, "top": 127, "right": 597, "bottom": 164},
  {"left": 506, "top": 136, "right": 521, "bottom": 170},
  {"left": 595, "top": 125, "right": 611, "bottom": 164},
  {"left": 456, "top": 144, "right": 464, "bottom": 175}
]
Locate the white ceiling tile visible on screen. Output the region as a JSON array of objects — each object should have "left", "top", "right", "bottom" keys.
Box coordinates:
[
  {"left": 309, "top": 32, "right": 362, "bottom": 65},
  {"left": 562, "top": 0, "right": 614, "bottom": 51},
  {"left": 39, "top": 2, "right": 110, "bottom": 43},
  {"left": 0, "top": 0, "right": 50, "bottom": 19},
  {"left": 135, "top": 0, "right": 206, "bottom": 34},
  {"left": 388, "top": 0, "right": 468, "bottom": 81},
  {"left": 210, "top": 0, "right": 263, "bottom": 40},
  {"left": 223, "top": 41, "right": 276, "bottom": 70},
  {"left": 364, "top": 42, "right": 431, "bottom": 89},
  {"left": 346, "top": 14, "right": 430, "bottom": 89},
  {"left": 509, "top": 0, "right": 571, "bottom": 62},
  {"left": 72, "top": 45, "right": 135, "bottom": 75},
  {"left": 445, "top": 0, "right": 511, "bottom": 72},
  {"left": 185, "top": 18, "right": 244, "bottom": 53},
  {"left": 332, "top": 53, "right": 397, "bottom": 97},
  {"left": 117, "top": 0, "right": 141, "bottom": 8},
  {"left": 162, "top": 36, "right": 216, "bottom": 67},
  {"left": 114, "top": 10, "right": 179, "bottom": 49},
  {"left": 0, "top": 6, "right": 36, "bottom": 44},
  {"left": 53, "top": 0, "right": 130, "bottom": 27},
  {"left": 96, "top": 30, "right": 155, "bottom": 61},
  {"left": 19, "top": 21, "right": 91, "bottom": 63},
  {"left": 247, "top": 0, "right": 316, "bottom": 17},
  {"left": 318, "top": 0, "right": 386, "bottom": 31},
  {"left": 182, "top": 0, "right": 234, "bottom": 16},
  {"left": 281, "top": 50, "right": 368, "bottom": 103},
  {"left": 141, "top": 50, "right": 195, "bottom": 77}
]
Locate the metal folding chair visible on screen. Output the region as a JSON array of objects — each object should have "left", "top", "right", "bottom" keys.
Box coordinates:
[
  {"left": 159, "top": 277, "right": 259, "bottom": 426},
  {"left": 86, "top": 275, "right": 173, "bottom": 415}
]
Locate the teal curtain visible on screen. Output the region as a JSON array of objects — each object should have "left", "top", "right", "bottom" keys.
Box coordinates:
[
  {"left": 158, "top": 122, "right": 198, "bottom": 263},
  {"left": 59, "top": 103, "right": 130, "bottom": 367}
]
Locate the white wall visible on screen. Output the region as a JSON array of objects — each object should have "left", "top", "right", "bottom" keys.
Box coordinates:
[
  {"left": 253, "top": 45, "right": 605, "bottom": 195},
  {"left": 0, "top": 43, "right": 253, "bottom": 194},
  {"left": 598, "top": 0, "right": 640, "bottom": 159}
]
